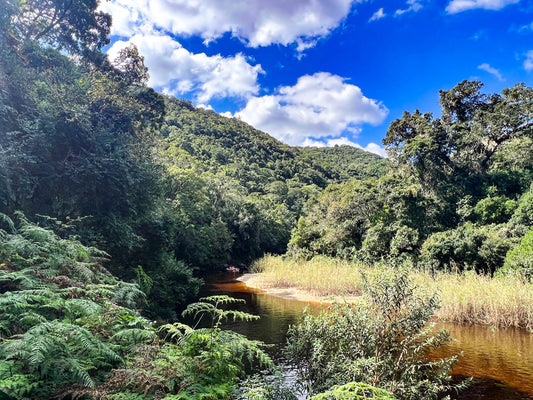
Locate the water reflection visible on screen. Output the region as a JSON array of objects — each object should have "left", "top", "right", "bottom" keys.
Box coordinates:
[
  {"left": 435, "top": 323, "right": 533, "bottom": 397},
  {"left": 202, "top": 272, "right": 533, "bottom": 399}
]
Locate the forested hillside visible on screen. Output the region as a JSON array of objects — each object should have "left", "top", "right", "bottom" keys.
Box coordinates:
[
  {"left": 158, "top": 98, "right": 388, "bottom": 268},
  {"left": 290, "top": 81, "right": 533, "bottom": 276}
]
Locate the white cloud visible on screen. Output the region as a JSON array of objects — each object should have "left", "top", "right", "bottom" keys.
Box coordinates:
[
  {"left": 363, "top": 142, "right": 388, "bottom": 157},
  {"left": 478, "top": 63, "right": 505, "bottom": 81},
  {"left": 301, "top": 137, "right": 387, "bottom": 157},
  {"left": 524, "top": 50, "right": 533, "bottom": 71},
  {"left": 446, "top": 0, "right": 519, "bottom": 14},
  {"left": 395, "top": 0, "right": 424, "bottom": 16},
  {"left": 107, "top": 33, "right": 263, "bottom": 103},
  {"left": 518, "top": 22, "right": 533, "bottom": 32},
  {"left": 369, "top": 8, "right": 386, "bottom": 22},
  {"left": 235, "top": 72, "right": 388, "bottom": 146},
  {"left": 101, "top": 0, "right": 363, "bottom": 50}
]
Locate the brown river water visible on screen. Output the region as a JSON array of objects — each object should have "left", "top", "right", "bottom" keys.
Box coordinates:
[{"left": 201, "top": 272, "right": 533, "bottom": 399}]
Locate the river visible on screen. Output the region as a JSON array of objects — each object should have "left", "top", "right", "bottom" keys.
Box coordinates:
[{"left": 201, "top": 272, "right": 533, "bottom": 399}]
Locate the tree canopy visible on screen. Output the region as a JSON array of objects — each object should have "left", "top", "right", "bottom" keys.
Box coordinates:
[{"left": 291, "top": 81, "right": 533, "bottom": 275}]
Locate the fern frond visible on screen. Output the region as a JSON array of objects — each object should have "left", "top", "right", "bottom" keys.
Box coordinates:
[
  {"left": 218, "top": 310, "right": 260, "bottom": 323},
  {"left": 112, "top": 282, "right": 146, "bottom": 309},
  {"left": 1, "top": 320, "right": 122, "bottom": 389},
  {"left": 63, "top": 298, "right": 103, "bottom": 320},
  {"left": 181, "top": 301, "right": 216, "bottom": 320},
  {"left": 0, "top": 213, "right": 16, "bottom": 234},
  {"left": 111, "top": 328, "right": 157, "bottom": 348},
  {"left": 159, "top": 322, "right": 194, "bottom": 343},
  {"left": 199, "top": 295, "right": 246, "bottom": 306}
]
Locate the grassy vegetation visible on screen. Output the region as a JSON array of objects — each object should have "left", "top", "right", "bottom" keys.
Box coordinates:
[{"left": 249, "top": 255, "right": 533, "bottom": 330}]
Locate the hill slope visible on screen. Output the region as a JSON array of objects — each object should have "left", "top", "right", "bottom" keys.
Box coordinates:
[
  {"left": 156, "top": 97, "right": 389, "bottom": 267},
  {"left": 161, "top": 98, "right": 388, "bottom": 194}
]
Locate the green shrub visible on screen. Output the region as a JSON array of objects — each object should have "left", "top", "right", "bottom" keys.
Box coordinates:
[
  {"left": 420, "top": 222, "right": 512, "bottom": 273},
  {"left": 310, "top": 382, "right": 397, "bottom": 400},
  {"left": 473, "top": 196, "right": 517, "bottom": 224},
  {"left": 284, "top": 269, "right": 465, "bottom": 399},
  {"left": 500, "top": 227, "right": 533, "bottom": 280}
]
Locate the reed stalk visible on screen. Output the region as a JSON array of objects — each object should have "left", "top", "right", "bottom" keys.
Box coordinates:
[{"left": 249, "top": 255, "right": 533, "bottom": 330}]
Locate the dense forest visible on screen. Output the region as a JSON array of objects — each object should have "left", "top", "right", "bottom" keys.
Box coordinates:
[
  {"left": 290, "top": 81, "right": 533, "bottom": 277},
  {"left": 0, "top": 0, "right": 386, "bottom": 312},
  {"left": 0, "top": 0, "right": 532, "bottom": 399}
]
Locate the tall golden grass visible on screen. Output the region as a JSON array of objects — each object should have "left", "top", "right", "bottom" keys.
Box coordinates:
[{"left": 249, "top": 255, "right": 533, "bottom": 330}]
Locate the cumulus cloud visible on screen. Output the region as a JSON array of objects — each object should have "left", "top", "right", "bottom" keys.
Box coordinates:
[
  {"left": 524, "top": 50, "right": 533, "bottom": 71},
  {"left": 369, "top": 8, "right": 386, "bottom": 22},
  {"left": 107, "top": 33, "right": 263, "bottom": 103},
  {"left": 395, "top": 0, "right": 425, "bottom": 16},
  {"left": 446, "top": 0, "right": 520, "bottom": 14},
  {"left": 478, "top": 63, "right": 505, "bottom": 81},
  {"left": 234, "top": 73, "right": 388, "bottom": 146},
  {"left": 101, "top": 0, "right": 362, "bottom": 49},
  {"left": 302, "top": 137, "right": 387, "bottom": 157}
]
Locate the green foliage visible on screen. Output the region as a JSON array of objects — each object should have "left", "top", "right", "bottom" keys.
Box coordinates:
[
  {"left": 500, "top": 227, "right": 533, "bottom": 280},
  {"left": 91, "top": 297, "right": 273, "bottom": 400},
  {"left": 290, "top": 81, "right": 532, "bottom": 274},
  {"left": 298, "top": 146, "right": 389, "bottom": 182},
  {"left": 420, "top": 223, "right": 513, "bottom": 273},
  {"left": 508, "top": 184, "right": 533, "bottom": 237},
  {"left": 2, "top": 320, "right": 121, "bottom": 389},
  {"left": 0, "top": 217, "right": 158, "bottom": 399},
  {"left": 180, "top": 295, "right": 259, "bottom": 329},
  {"left": 310, "top": 382, "right": 397, "bottom": 400},
  {"left": 0, "top": 212, "right": 113, "bottom": 292},
  {"left": 239, "top": 374, "right": 298, "bottom": 400},
  {"left": 159, "top": 98, "right": 387, "bottom": 267},
  {"left": 6, "top": 0, "right": 111, "bottom": 60},
  {"left": 144, "top": 253, "right": 202, "bottom": 320},
  {"left": 289, "top": 175, "right": 440, "bottom": 262},
  {"left": 0, "top": 217, "right": 271, "bottom": 399},
  {"left": 0, "top": 11, "right": 180, "bottom": 298},
  {"left": 473, "top": 195, "right": 517, "bottom": 224},
  {"left": 285, "top": 269, "right": 464, "bottom": 399}
]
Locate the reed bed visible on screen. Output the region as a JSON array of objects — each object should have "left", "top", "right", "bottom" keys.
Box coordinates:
[
  {"left": 249, "top": 255, "right": 533, "bottom": 330},
  {"left": 250, "top": 255, "right": 366, "bottom": 297},
  {"left": 431, "top": 272, "right": 533, "bottom": 330}
]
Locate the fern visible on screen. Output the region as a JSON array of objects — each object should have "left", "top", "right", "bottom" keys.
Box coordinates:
[
  {"left": 112, "top": 281, "right": 147, "bottom": 309},
  {"left": 182, "top": 295, "right": 258, "bottom": 329},
  {"left": 159, "top": 321, "right": 194, "bottom": 343},
  {"left": 0, "top": 359, "right": 44, "bottom": 399},
  {"left": 0, "top": 213, "right": 114, "bottom": 290},
  {"left": 111, "top": 328, "right": 157, "bottom": 348},
  {"left": 2, "top": 320, "right": 122, "bottom": 389}
]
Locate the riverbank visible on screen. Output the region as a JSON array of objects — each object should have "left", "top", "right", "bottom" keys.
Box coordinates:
[
  {"left": 244, "top": 255, "right": 533, "bottom": 330},
  {"left": 238, "top": 273, "right": 361, "bottom": 304}
]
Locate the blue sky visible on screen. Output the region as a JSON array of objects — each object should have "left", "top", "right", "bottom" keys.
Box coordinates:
[{"left": 101, "top": 0, "right": 533, "bottom": 156}]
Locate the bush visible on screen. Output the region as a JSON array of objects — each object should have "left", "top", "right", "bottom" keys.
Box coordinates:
[
  {"left": 420, "top": 222, "right": 512, "bottom": 273},
  {"left": 473, "top": 196, "right": 516, "bottom": 224},
  {"left": 500, "top": 227, "right": 533, "bottom": 280},
  {"left": 311, "top": 382, "right": 397, "bottom": 400},
  {"left": 284, "top": 268, "right": 466, "bottom": 399}
]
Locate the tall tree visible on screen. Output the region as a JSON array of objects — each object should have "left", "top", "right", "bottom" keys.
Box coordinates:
[{"left": 5, "top": 0, "right": 110, "bottom": 60}]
